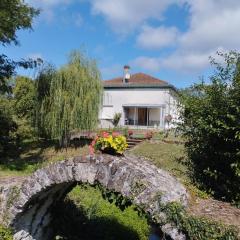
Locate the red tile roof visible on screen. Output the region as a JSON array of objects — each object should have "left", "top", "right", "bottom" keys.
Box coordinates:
[{"left": 103, "top": 73, "right": 169, "bottom": 87}]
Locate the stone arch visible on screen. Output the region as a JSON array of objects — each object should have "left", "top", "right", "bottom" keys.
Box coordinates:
[{"left": 0, "top": 154, "right": 189, "bottom": 240}]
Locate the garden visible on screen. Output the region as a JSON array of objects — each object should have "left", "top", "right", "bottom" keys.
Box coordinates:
[{"left": 1, "top": 1, "right": 240, "bottom": 239}]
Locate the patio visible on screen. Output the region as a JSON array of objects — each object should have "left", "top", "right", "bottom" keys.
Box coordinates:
[{"left": 123, "top": 104, "right": 166, "bottom": 128}]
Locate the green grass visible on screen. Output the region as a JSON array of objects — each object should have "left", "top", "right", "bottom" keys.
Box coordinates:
[
  {"left": 130, "top": 141, "right": 209, "bottom": 199},
  {"left": 0, "top": 140, "right": 89, "bottom": 177},
  {"left": 131, "top": 141, "right": 188, "bottom": 181},
  {"left": 52, "top": 184, "right": 150, "bottom": 240}
]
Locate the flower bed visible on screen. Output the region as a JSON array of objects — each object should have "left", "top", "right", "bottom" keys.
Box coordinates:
[{"left": 90, "top": 132, "right": 128, "bottom": 155}]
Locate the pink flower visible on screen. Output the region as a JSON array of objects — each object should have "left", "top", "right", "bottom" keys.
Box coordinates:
[
  {"left": 91, "top": 140, "right": 96, "bottom": 146},
  {"left": 112, "top": 131, "right": 120, "bottom": 137},
  {"left": 89, "top": 145, "right": 94, "bottom": 155},
  {"left": 102, "top": 131, "right": 109, "bottom": 138}
]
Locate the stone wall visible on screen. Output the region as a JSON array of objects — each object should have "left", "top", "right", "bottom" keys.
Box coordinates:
[{"left": 0, "top": 154, "right": 189, "bottom": 240}]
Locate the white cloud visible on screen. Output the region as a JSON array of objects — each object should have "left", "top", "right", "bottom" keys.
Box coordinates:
[
  {"left": 137, "top": 25, "right": 179, "bottom": 49},
  {"left": 180, "top": 0, "right": 240, "bottom": 52},
  {"left": 133, "top": 0, "right": 240, "bottom": 73},
  {"left": 26, "top": 0, "right": 73, "bottom": 22},
  {"left": 160, "top": 52, "right": 211, "bottom": 72},
  {"left": 132, "top": 49, "right": 226, "bottom": 73},
  {"left": 131, "top": 57, "right": 161, "bottom": 72},
  {"left": 91, "top": 0, "right": 181, "bottom": 34}
]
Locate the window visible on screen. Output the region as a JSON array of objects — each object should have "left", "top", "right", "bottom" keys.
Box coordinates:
[{"left": 103, "top": 92, "right": 112, "bottom": 106}]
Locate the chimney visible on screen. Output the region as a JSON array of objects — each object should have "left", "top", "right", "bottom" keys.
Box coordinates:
[{"left": 123, "top": 65, "right": 130, "bottom": 83}]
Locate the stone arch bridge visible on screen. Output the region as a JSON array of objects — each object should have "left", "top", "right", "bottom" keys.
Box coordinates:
[{"left": 0, "top": 154, "right": 188, "bottom": 240}]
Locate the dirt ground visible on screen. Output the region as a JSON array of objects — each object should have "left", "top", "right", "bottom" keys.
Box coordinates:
[{"left": 188, "top": 197, "right": 240, "bottom": 235}]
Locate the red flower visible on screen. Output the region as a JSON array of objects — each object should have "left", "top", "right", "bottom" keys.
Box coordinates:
[
  {"left": 102, "top": 131, "right": 109, "bottom": 138},
  {"left": 128, "top": 130, "right": 133, "bottom": 136}
]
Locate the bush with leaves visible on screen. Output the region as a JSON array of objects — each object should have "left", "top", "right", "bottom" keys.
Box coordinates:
[
  {"left": 179, "top": 51, "right": 240, "bottom": 204},
  {"left": 0, "top": 225, "right": 13, "bottom": 240},
  {"left": 112, "top": 112, "right": 122, "bottom": 127},
  {"left": 12, "top": 76, "right": 36, "bottom": 141},
  {"left": 0, "top": 96, "right": 17, "bottom": 156},
  {"left": 160, "top": 202, "right": 238, "bottom": 240}
]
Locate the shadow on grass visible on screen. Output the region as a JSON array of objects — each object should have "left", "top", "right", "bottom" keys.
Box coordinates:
[
  {"left": 0, "top": 140, "right": 47, "bottom": 172},
  {"left": 51, "top": 199, "right": 141, "bottom": 240},
  {"left": 0, "top": 138, "right": 91, "bottom": 174}
]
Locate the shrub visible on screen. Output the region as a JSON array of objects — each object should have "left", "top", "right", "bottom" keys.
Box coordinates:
[
  {"left": 90, "top": 131, "right": 128, "bottom": 155},
  {"left": 112, "top": 112, "right": 122, "bottom": 127},
  {"left": 0, "top": 225, "right": 13, "bottom": 240},
  {"left": 179, "top": 51, "right": 240, "bottom": 204},
  {"left": 161, "top": 202, "right": 238, "bottom": 240}
]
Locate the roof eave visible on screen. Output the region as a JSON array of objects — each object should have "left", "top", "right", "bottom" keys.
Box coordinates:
[{"left": 104, "top": 84, "right": 177, "bottom": 91}]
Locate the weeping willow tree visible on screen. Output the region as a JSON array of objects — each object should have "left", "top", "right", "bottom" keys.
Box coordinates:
[{"left": 35, "top": 50, "right": 103, "bottom": 147}]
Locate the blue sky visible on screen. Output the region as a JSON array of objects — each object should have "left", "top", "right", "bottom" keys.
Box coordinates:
[{"left": 1, "top": 0, "right": 240, "bottom": 88}]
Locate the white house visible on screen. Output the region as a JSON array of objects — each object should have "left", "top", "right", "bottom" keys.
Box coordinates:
[{"left": 100, "top": 66, "right": 179, "bottom": 129}]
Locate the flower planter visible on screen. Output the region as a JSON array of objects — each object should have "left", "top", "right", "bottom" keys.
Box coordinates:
[
  {"left": 90, "top": 132, "right": 128, "bottom": 156},
  {"left": 100, "top": 147, "right": 123, "bottom": 156}
]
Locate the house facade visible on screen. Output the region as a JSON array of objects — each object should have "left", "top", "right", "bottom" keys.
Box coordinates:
[{"left": 99, "top": 66, "right": 179, "bottom": 129}]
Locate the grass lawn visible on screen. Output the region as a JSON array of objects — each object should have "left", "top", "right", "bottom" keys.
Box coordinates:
[
  {"left": 130, "top": 140, "right": 209, "bottom": 199},
  {"left": 131, "top": 141, "right": 188, "bottom": 181},
  {"left": 52, "top": 184, "right": 150, "bottom": 240},
  {"left": 0, "top": 140, "right": 89, "bottom": 177}
]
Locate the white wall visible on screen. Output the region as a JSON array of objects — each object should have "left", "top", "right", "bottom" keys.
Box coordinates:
[{"left": 100, "top": 88, "right": 179, "bottom": 128}]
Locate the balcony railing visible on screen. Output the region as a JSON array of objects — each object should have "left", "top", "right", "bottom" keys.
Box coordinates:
[{"left": 125, "top": 119, "right": 160, "bottom": 126}]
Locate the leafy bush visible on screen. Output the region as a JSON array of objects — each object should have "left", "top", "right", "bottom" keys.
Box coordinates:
[
  {"left": 0, "top": 96, "right": 17, "bottom": 155},
  {"left": 112, "top": 112, "right": 122, "bottom": 127},
  {"left": 13, "top": 76, "right": 35, "bottom": 120},
  {"left": 90, "top": 131, "right": 128, "bottom": 155},
  {"left": 179, "top": 51, "right": 240, "bottom": 204},
  {"left": 0, "top": 225, "right": 13, "bottom": 240},
  {"left": 160, "top": 202, "right": 238, "bottom": 240}
]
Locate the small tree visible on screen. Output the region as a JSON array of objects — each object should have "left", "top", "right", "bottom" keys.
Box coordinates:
[
  {"left": 12, "top": 76, "right": 36, "bottom": 140},
  {"left": 0, "top": 96, "right": 17, "bottom": 156},
  {"left": 179, "top": 51, "right": 240, "bottom": 204},
  {"left": 35, "top": 51, "right": 103, "bottom": 147},
  {"left": 112, "top": 113, "right": 122, "bottom": 127},
  {"left": 13, "top": 76, "right": 35, "bottom": 119}
]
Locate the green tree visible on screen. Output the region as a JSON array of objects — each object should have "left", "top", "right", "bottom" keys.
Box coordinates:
[
  {"left": 179, "top": 51, "right": 240, "bottom": 204},
  {"left": 12, "top": 76, "right": 36, "bottom": 141},
  {"left": 13, "top": 76, "right": 35, "bottom": 119},
  {"left": 0, "top": 0, "right": 40, "bottom": 94},
  {"left": 35, "top": 51, "right": 103, "bottom": 147},
  {"left": 0, "top": 96, "right": 17, "bottom": 156},
  {"left": 0, "top": 0, "right": 39, "bottom": 155},
  {"left": 0, "top": 0, "right": 39, "bottom": 45}
]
